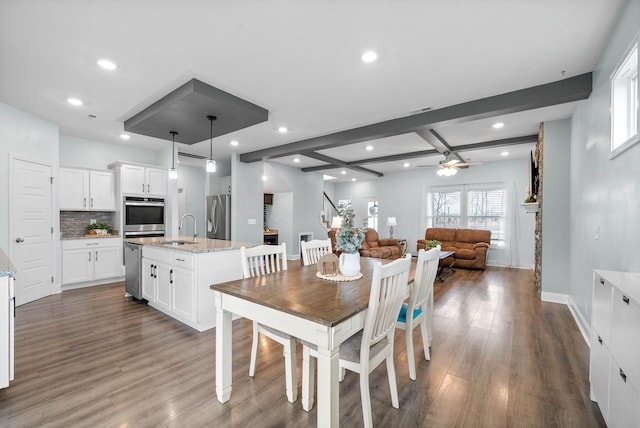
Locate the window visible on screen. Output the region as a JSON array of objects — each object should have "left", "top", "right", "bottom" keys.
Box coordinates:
[
  {"left": 426, "top": 184, "right": 506, "bottom": 246},
  {"left": 611, "top": 40, "right": 639, "bottom": 157}
]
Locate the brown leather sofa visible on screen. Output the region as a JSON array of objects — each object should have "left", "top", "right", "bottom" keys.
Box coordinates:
[
  {"left": 358, "top": 228, "right": 403, "bottom": 260},
  {"left": 417, "top": 228, "right": 491, "bottom": 269}
]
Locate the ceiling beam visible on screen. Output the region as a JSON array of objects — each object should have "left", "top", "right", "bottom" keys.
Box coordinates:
[
  {"left": 302, "top": 152, "right": 384, "bottom": 177},
  {"left": 240, "top": 73, "right": 591, "bottom": 162},
  {"left": 300, "top": 133, "right": 537, "bottom": 172}
]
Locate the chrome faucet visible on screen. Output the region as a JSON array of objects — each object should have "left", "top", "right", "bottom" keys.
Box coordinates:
[{"left": 179, "top": 213, "right": 198, "bottom": 242}]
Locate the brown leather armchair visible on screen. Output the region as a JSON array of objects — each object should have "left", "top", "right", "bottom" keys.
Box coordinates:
[{"left": 358, "top": 228, "right": 403, "bottom": 260}]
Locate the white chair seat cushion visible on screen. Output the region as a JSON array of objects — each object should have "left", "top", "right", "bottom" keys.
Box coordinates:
[{"left": 302, "top": 330, "right": 387, "bottom": 364}]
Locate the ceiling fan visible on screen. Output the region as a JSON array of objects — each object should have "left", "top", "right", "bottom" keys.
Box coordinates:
[{"left": 418, "top": 151, "right": 482, "bottom": 176}]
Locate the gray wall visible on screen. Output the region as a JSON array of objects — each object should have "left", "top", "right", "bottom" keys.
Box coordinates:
[
  {"left": 231, "top": 153, "right": 264, "bottom": 244},
  {"left": 333, "top": 157, "right": 535, "bottom": 267},
  {"left": 177, "top": 164, "right": 206, "bottom": 239},
  {"left": 59, "top": 135, "right": 160, "bottom": 169},
  {"left": 541, "top": 119, "right": 572, "bottom": 295},
  {"left": 569, "top": 0, "right": 640, "bottom": 325}
]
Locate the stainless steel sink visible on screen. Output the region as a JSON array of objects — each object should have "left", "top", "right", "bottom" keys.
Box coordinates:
[{"left": 160, "top": 240, "right": 193, "bottom": 246}]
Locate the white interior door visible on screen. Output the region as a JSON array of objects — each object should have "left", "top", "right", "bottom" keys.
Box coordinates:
[{"left": 10, "top": 157, "right": 53, "bottom": 306}]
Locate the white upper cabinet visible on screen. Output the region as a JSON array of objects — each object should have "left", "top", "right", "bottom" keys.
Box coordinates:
[
  {"left": 59, "top": 167, "right": 115, "bottom": 211},
  {"left": 118, "top": 163, "right": 166, "bottom": 197}
]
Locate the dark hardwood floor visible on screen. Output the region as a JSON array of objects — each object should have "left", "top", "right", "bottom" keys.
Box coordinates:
[{"left": 0, "top": 267, "right": 605, "bottom": 427}]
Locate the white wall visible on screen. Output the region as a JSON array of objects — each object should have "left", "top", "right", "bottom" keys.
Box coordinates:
[
  {"left": 177, "top": 164, "right": 206, "bottom": 239},
  {"left": 231, "top": 153, "right": 264, "bottom": 244},
  {"left": 333, "top": 157, "right": 535, "bottom": 268},
  {"left": 59, "top": 135, "right": 160, "bottom": 169},
  {"left": 569, "top": 0, "right": 640, "bottom": 322},
  {"left": 541, "top": 119, "right": 572, "bottom": 294}
]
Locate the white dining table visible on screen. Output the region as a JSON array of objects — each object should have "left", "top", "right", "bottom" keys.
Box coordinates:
[{"left": 211, "top": 257, "right": 416, "bottom": 427}]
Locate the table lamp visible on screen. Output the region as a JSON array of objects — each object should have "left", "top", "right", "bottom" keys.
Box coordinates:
[
  {"left": 387, "top": 217, "right": 397, "bottom": 238},
  {"left": 330, "top": 216, "right": 342, "bottom": 229}
]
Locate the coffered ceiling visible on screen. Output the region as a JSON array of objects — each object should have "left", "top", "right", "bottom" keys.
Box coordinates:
[{"left": 0, "top": 1, "right": 626, "bottom": 182}]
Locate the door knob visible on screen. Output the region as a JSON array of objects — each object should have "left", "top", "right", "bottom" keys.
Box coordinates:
[{"left": 15, "top": 238, "right": 24, "bottom": 243}]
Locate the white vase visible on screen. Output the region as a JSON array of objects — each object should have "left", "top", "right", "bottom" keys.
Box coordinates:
[{"left": 339, "top": 252, "right": 361, "bottom": 277}]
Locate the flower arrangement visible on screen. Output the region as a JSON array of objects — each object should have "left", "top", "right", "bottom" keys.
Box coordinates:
[
  {"left": 335, "top": 203, "right": 365, "bottom": 254},
  {"left": 426, "top": 239, "right": 441, "bottom": 249}
]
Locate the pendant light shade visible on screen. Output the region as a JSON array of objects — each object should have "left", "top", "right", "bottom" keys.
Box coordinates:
[
  {"left": 206, "top": 115, "right": 217, "bottom": 173},
  {"left": 169, "top": 131, "right": 178, "bottom": 180}
]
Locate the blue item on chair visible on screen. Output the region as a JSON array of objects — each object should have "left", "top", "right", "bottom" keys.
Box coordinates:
[{"left": 397, "top": 302, "right": 422, "bottom": 323}]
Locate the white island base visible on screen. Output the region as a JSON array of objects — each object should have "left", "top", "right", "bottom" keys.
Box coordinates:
[{"left": 140, "top": 244, "right": 244, "bottom": 332}]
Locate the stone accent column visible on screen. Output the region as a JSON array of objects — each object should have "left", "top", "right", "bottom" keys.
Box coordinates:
[{"left": 534, "top": 123, "right": 543, "bottom": 296}]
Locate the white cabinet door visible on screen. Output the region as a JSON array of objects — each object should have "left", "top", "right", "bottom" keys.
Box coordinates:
[
  {"left": 59, "top": 168, "right": 89, "bottom": 210},
  {"left": 93, "top": 246, "right": 120, "bottom": 280},
  {"left": 141, "top": 258, "right": 156, "bottom": 302},
  {"left": 609, "top": 359, "right": 640, "bottom": 428},
  {"left": 592, "top": 274, "right": 613, "bottom": 345},
  {"left": 121, "top": 164, "right": 146, "bottom": 195},
  {"left": 155, "top": 262, "right": 172, "bottom": 312},
  {"left": 146, "top": 168, "right": 167, "bottom": 197},
  {"left": 171, "top": 266, "right": 195, "bottom": 322},
  {"left": 62, "top": 248, "right": 93, "bottom": 284},
  {"left": 220, "top": 176, "right": 231, "bottom": 195},
  {"left": 89, "top": 170, "right": 115, "bottom": 211},
  {"left": 590, "top": 328, "right": 611, "bottom": 420},
  {"left": 611, "top": 288, "right": 640, "bottom": 388}
]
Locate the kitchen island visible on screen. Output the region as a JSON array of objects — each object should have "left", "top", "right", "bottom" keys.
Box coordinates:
[{"left": 126, "top": 236, "right": 257, "bottom": 332}]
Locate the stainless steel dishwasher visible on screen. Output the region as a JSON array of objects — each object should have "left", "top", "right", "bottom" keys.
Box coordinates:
[{"left": 124, "top": 242, "right": 144, "bottom": 301}]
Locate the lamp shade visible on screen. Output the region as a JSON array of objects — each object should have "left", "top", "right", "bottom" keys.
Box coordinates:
[
  {"left": 330, "top": 216, "right": 342, "bottom": 229},
  {"left": 386, "top": 217, "right": 397, "bottom": 226}
]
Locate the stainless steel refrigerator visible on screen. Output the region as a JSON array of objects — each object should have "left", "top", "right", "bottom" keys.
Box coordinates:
[{"left": 206, "top": 194, "right": 231, "bottom": 240}]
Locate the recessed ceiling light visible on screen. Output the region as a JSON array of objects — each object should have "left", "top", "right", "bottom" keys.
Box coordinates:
[
  {"left": 230, "top": 140, "right": 239, "bottom": 146},
  {"left": 261, "top": 175, "right": 267, "bottom": 181},
  {"left": 120, "top": 134, "right": 130, "bottom": 140},
  {"left": 403, "top": 162, "right": 410, "bottom": 167},
  {"left": 492, "top": 122, "right": 505, "bottom": 129},
  {"left": 97, "top": 59, "right": 117, "bottom": 70},
  {"left": 278, "top": 126, "right": 288, "bottom": 133},
  {"left": 293, "top": 157, "right": 300, "bottom": 163},
  {"left": 501, "top": 151, "right": 509, "bottom": 156},
  {"left": 365, "top": 145, "right": 373, "bottom": 151},
  {"left": 341, "top": 170, "right": 347, "bottom": 175},
  {"left": 67, "top": 97, "right": 83, "bottom": 106},
  {"left": 351, "top": 178, "right": 356, "bottom": 182},
  {"left": 361, "top": 51, "right": 378, "bottom": 63},
  {"left": 323, "top": 174, "right": 337, "bottom": 180}
]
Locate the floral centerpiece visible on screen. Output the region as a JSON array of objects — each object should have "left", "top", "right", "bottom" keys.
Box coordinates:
[
  {"left": 335, "top": 203, "right": 365, "bottom": 276},
  {"left": 426, "top": 239, "right": 441, "bottom": 249}
]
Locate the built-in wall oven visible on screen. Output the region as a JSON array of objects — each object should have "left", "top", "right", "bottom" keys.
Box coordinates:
[{"left": 123, "top": 197, "right": 165, "bottom": 238}]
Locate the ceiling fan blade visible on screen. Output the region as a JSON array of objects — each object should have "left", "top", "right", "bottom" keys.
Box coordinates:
[
  {"left": 416, "top": 164, "right": 439, "bottom": 168},
  {"left": 455, "top": 161, "right": 483, "bottom": 167}
]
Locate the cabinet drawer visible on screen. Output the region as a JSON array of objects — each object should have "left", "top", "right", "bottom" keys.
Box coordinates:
[
  {"left": 592, "top": 274, "right": 613, "bottom": 345},
  {"left": 142, "top": 247, "right": 194, "bottom": 270},
  {"left": 590, "top": 327, "right": 610, "bottom": 420},
  {"left": 62, "top": 238, "right": 121, "bottom": 251},
  {"left": 611, "top": 288, "right": 640, "bottom": 387}
]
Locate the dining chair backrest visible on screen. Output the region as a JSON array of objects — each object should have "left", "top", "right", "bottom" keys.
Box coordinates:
[
  {"left": 240, "top": 243, "right": 288, "bottom": 278},
  {"left": 411, "top": 246, "right": 440, "bottom": 310},
  {"left": 300, "top": 238, "right": 332, "bottom": 266},
  {"left": 362, "top": 254, "right": 412, "bottom": 354}
]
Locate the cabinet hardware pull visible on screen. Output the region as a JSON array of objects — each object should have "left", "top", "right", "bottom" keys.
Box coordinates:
[
  {"left": 90, "top": 198, "right": 93, "bottom": 207},
  {"left": 598, "top": 336, "right": 603, "bottom": 345},
  {"left": 88, "top": 251, "right": 91, "bottom": 261},
  {"left": 599, "top": 278, "right": 604, "bottom": 285},
  {"left": 142, "top": 183, "right": 145, "bottom": 192},
  {"left": 150, "top": 265, "right": 154, "bottom": 277},
  {"left": 622, "top": 295, "right": 630, "bottom": 304},
  {"left": 620, "top": 368, "right": 627, "bottom": 382},
  {"left": 95, "top": 251, "right": 98, "bottom": 261},
  {"left": 86, "top": 243, "right": 99, "bottom": 246},
  {"left": 153, "top": 265, "right": 157, "bottom": 278},
  {"left": 176, "top": 258, "right": 185, "bottom": 262},
  {"left": 147, "top": 184, "right": 150, "bottom": 193},
  {"left": 83, "top": 197, "right": 87, "bottom": 207},
  {"left": 170, "top": 269, "right": 173, "bottom": 284}
]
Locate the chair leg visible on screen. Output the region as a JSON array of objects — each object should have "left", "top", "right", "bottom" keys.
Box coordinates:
[
  {"left": 249, "top": 321, "right": 259, "bottom": 377},
  {"left": 385, "top": 347, "right": 399, "bottom": 409},
  {"left": 339, "top": 367, "right": 346, "bottom": 382},
  {"left": 420, "top": 317, "right": 430, "bottom": 361},
  {"left": 302, "top": 346, "right": 315, "bottom": 411},
  {"left": 405, "top": 322, "right": 416, "bottom": 381},
  {"left": 359, "top": 369, "right": 373, "bottom": 428},
  {"left": 283, "top": 339, "right": 298, "bottom": 403}
]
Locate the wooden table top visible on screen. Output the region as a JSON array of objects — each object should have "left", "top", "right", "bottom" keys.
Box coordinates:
[{"left": 211, "top": 257, "right": 415, "bottom": 327}]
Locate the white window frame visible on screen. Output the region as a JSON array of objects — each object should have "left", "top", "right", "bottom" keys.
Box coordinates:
[
  {"left": 425, "top": 183, "right": 507, "bottom": 248},
  {"left": 610, "top": 36, "right": 639, "bottom": 159}
]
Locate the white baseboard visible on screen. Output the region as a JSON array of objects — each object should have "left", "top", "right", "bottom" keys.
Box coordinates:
[
  {"left": 540, "top": 291, "right": 569, "bottom": 304},
  {"left": 568, "top": 296, "right": 590, "bottom": 346},
  {"left": 62, "top": 276, "right": 125, "bottom": 291},
  {"left": 486, "top": 262, "right": 533, "bottom": 270}
]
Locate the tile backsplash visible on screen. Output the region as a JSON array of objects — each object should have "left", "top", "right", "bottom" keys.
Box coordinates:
[{"left": 60, "top": 211, "right": 117, "bottom": 238}]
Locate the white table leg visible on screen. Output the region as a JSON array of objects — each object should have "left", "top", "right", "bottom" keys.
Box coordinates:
[
  {"left": 215, "top": 292, "right": 232, "bottom": 403},
  {"left": 316, "top": 344, "right": 340, "bottom": 428}
]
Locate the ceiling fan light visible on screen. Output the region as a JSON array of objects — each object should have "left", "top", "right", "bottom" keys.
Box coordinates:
[
  {"left": 449, "top": 168, "right": 457, "bottom": 176},
  {"left": 437, "top": 168, "right": 445, "bottom": 177},
  {"left": 206, "top": 159, "right": 216, "bottom": 173}
]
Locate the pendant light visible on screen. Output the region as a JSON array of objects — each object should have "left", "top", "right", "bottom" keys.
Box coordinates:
[
  {"left": 206, "top": 115, "right": 217, "bottom": 173},
  {"left": 169, "top": 131, "right": 178, "bottom": 180}
]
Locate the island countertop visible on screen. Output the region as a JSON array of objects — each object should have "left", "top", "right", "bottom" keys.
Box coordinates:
[
  {"left": 125, "top": 236, "right": 258, "bottom": 254},
  {"left": 0, "top": 248, "right": 16, "bottom": 277}
]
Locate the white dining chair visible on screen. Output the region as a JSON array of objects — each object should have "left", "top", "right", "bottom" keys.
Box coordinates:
[
  {"left": 300, "top": 238, "right": 332, "bottom": 266},
  {"left": 397, "top": 246, "right": 440, "bottom": 380},
  {"left": 240, "top": 243, "right": 298, "bottom": 403},
  {"left": 301, "top": 254, "right": 412, "bottom": 427}
]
